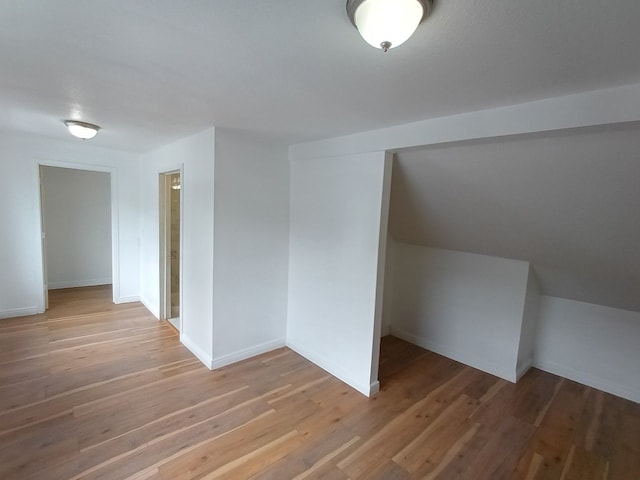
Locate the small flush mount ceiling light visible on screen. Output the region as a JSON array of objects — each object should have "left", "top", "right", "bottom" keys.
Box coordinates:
[
  {"left": 64, "top": 120, "right": 100, "bottom": 140},
  {"left": 347, "top": 0, "right": 433, "bottom": 52}
]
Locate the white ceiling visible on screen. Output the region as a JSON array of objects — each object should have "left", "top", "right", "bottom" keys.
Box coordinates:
[
  {"left": 1, "top": 0, "right": 640, "bottom": 152},
  {"left": 390, "top": 123, "right": 640, "bottom": 312}
]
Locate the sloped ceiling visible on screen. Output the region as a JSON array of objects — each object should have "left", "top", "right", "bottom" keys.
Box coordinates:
[
  {"left": 390, "top": 123, "right": 640, "bottom": 312},
  {"left": 0, "top": 0, "right": 640, "bottom": 152}
]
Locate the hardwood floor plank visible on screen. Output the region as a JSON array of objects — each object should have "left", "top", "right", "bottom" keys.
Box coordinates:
[
  {"left": 0, "top": 354, "right": 50, "bottom": 386},
  {"left": 355, "top": 459, "right": 409, "bottom": 480},
  {"left": 75, "top": 403, "right": 276, "bottom": 479},
  {"left": 0, "top": 376, "right": 46, "bottom": 411},
  {"left": 1, "top": 286, "right": 639, "bottom": 479},
  {"left": 0, "top": 412, "right": 79, "bottom": 479},
  {"left": 392, "top": 395, "right": 478, "bottom": 471},
  {"left": 197, "top": 429, "right": 301, "bottom": 480},
  {"left": 337, "top": 369, "right": 478, "bottom": 478},
  {"left": 156, "top": 397, "right": 318, "bottom": 479},
  {"left": 461, "top": 414, "right": 535, "bottom": 479},
  {"left": 291, "top": 435, "right": 360, "bottom": 480}
]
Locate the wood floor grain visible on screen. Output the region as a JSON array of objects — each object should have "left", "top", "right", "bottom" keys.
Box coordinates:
[{"left": 1, "top": 285, "right": 639, "bottom": 479}]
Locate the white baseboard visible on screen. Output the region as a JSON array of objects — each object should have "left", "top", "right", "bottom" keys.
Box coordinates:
[
  {"left": 369, "top": 380, "right": 381, "bottom": 395},
  {"left": 180, "top": 333, "right": 213, "bottom": 369},
  {"left": 390, "top": 327, "right": 517, "bottom": 383},
  {"left": 114, "top": 295, "right": 140, "bottom": 304},
  {"left": 139, "top": 297, "right": 160, "bottom": 319},
  {"left": 286, "top": 339, "right": 377, "bottom": 397},
  {"left": 0, "top": 306, "right": 43, "bottom": 320},
  {"left": 48, "top": 278, "right": 112, "bottom": 290},
  {"left": 516, "top": 358, "right": 533, "bottom": 381},
  {"left": 533, "top": 358, "right": 640, "bottom": 405},
  {"left": 210, "top": 338, "right": 286, "bottom": 370}
]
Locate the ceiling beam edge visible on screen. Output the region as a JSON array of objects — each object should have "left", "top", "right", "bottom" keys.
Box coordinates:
[{"left": 289, "top": 82, "right": 640, "bottom": 161}]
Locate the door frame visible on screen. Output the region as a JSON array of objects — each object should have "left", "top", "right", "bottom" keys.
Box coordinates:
[
  {"left": 37, "top": 161, "right": 119, "bottom": 309},
  {"left": 158, "top": 169, "right": 183, "bottom": 331}
]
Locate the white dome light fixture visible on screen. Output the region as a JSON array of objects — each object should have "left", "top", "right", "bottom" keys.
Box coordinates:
[
  {"left": 64, "top": 120, "right": 100, "bottom": 140},
  {"left": 347, "top": 0, "right": 433, "bottom": 52}
]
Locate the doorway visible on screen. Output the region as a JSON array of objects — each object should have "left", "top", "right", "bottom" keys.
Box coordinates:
[
  {"left": 159, "top": 171, "right": 182, "bottom": 331},
  {"left": 39, "top": 165, "right": 113, "bottom": 310}
]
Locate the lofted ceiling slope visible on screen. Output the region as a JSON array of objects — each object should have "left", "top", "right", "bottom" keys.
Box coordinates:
[
  {"left": 1, "top": 0, "right": 640, "bottom": 152},
  {"left": 389, "top": 123, "right": 640, "bottom": 312}
]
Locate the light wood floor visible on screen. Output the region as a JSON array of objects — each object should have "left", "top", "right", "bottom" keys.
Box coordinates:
[{"left": 1, "top": 286, "right": 638, "bottom": 479}]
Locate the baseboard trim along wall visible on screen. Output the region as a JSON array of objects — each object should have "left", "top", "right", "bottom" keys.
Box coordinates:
[
  {"left": 391, "top": 326, "right": 518, "bottom": 383},
  {"left": 139, "top": 296, "right": 160, "bottom": 319},
  {"left": 48, "top": 278, "right": 113, "bottom": 290},
  {"left": 180, "top": 333, "right": 214, "bottom": 369},
  {"left": 286, "top": 339, "right": 377, "bottom": 397},
  {"left": 0, "top": 306, "right": 42, "bottom": 319},
  {"left": 210, "top": 339, "right": 286, "bottom": 370},
  {"left": 534, "top": 358, "right": 640, "bottom": 405},
  {"left": 515, "top": 358, "right": 533, "bottom": 381},
  {"left": 114, "top": 295, "right": 140, "bottom": 304},
  {"left": 369, "top": 380, "right": 381, "bottom": 396}
]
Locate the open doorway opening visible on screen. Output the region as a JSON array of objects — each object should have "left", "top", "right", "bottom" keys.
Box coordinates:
[
  {"left": 39, "top": 165, "right": 113, "bottom": 312},
  {"left": 159, "top": 171, "right": 182, "bottom": 332}
]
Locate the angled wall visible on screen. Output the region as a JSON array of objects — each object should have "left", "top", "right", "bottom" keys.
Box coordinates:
[
  {"left": 286, "top": 151, "right": 392, "bottom": 396},
  {"left": 516, "top": 268, "right": 540, "bottom": 378},
  {"left": 390, "top": 243, "right": 532, "bottom": 382},
  {"left": 534, "top": 297, "right": 640, "bottom": 403}
]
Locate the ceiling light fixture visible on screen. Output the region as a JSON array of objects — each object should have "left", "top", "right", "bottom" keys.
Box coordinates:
[
  {"left": 64, "top": 120, "right": 100, "bottom": 140},
  {"left": 346, "top": 0, "right": 433, "bottom": 52}
]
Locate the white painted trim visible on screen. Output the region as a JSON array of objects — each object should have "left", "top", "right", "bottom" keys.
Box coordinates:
[
  {"left": 109, "top": 168, "right": 121, "bottom": 304},
  {"left": 157, "top": 167, "right": 184, "bottom": 334},
  {"left": 36, "top": 160, "right": 121, "bottom": 307},
  {"left": 114, "top": 295, "right": 140, "bottom": 304},
  {"left": 516, "top": 358, "right": 532, "bottom": 381},
  {"left": 369, "top": 380, "right": 381, "bottom": 396},
  {"left": 286, "top": 339, "right": 376, "bottom": 397},
  {"left": 0, "top": 307, "right": 43, "bottom": 319},
  {"left": 180, "top": 333, "right": 213, "bottom": 369},
  {"left": 391, "top": 326, "right": 517, "bottom": 383},
  {"left": 210, "top": 338, "right": 286, "bottom": 370},
  {"left": 533, "top": 358, "right": 640, "bottom": 405},
  {"left": 369, "top": 152, "right": 393, "bottom": 391},
  {"left": 139, "top": 296, "right": 160, "bottom": 319},
  {"left": 48, "top": 278, "right": 112, "bottom": 290}
]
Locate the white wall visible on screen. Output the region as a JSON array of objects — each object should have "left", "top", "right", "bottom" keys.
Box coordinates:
[
  {"left": 287, "top": 151, "right": 391, "bottom": 396},
  {"left": 516, "top": 268, "right": 540, "bottom": 378},
  {"left": 211, "top": 129, "right": 290, "bottom": 367},
  {"left": 0, "top": 131, "right": 140, "bottom": 319},
  {"left": 381, "top": 234, "right": 396, "bottom": 337},
  {"left": 391, "top": 244, "right": 530, "bottom": 382},
  {"left": 139, "top": 129, "right": 215, "bottom": 366},
  {"left": 139, "top": 128, "right": 290, "bottom": 371},
  {"left": 41, "top": 167, "right": 112, "bottom": 289},
  {"left": 288, "top": 81, "right": 640, "bottom": 402},
  {"left": 534, "top": 296, "right": 640, "bottom": 403}
]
